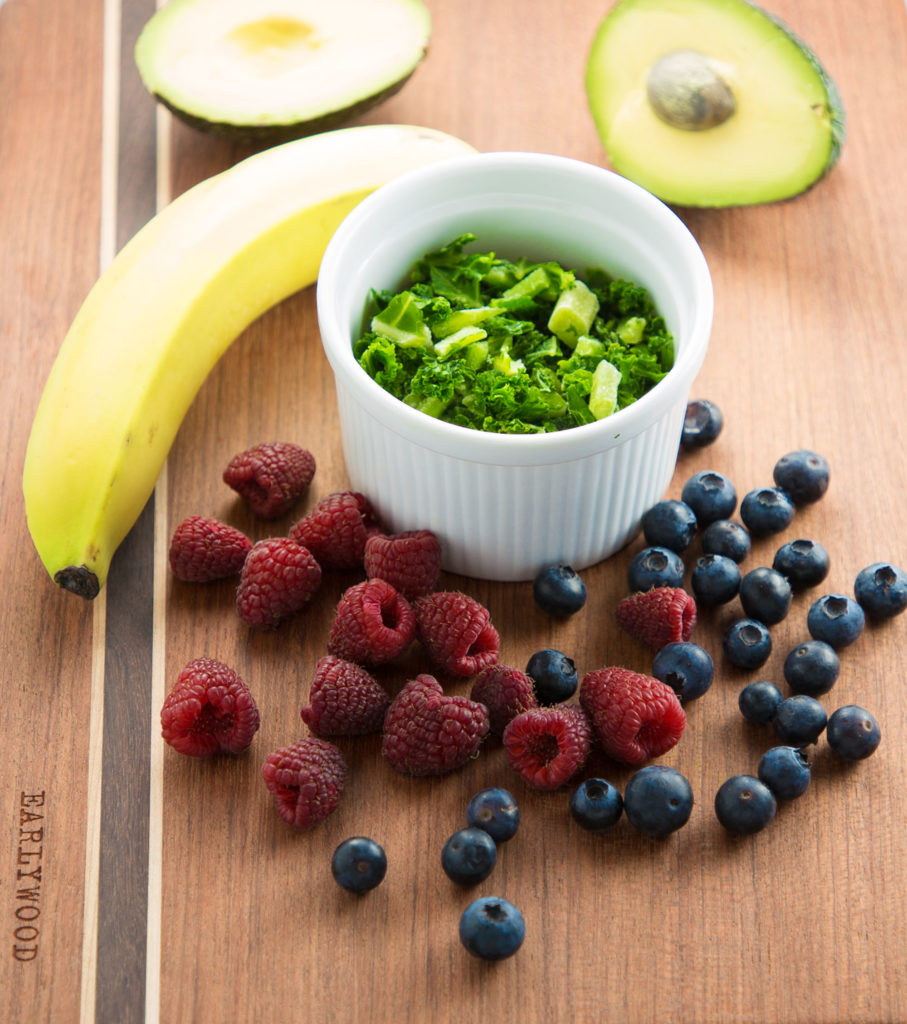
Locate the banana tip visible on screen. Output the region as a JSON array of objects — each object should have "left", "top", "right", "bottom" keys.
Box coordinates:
[{"left": 54, "top": 566, "right": 101, "bottom": 600}]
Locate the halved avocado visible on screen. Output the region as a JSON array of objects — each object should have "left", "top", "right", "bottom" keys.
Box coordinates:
[
  {"left": 135, "top": 0, "right": 431, "bottom": 145},
  {"left": 585, "top": 0, "right": 846, "bottom": 207}
]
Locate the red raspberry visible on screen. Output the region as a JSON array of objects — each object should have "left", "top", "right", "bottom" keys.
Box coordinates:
[
  {"left": 364, "top": 529, "right": 442, "bottom": 599},
  {"left": 615, "top": 587, "right": 697, "bottom": 650},
  {"left": 301, "top": 655, "right": 390, "bottom": 737},
  {"left": 327, "top": 578, "right": 415, "bottom": 665},
  {"left": 579, "top": 666, "right": 686, "bottom": 765},
  {"left": 235, "top": 537, "right": 322, "bottom": 630},
  {"left": 261, "top": 737, "right": 347, "bottom": 829},
  {"left": 502, "top": 705, "right": 593, "bottom": 790},
  {"left": 414, "top": 591, "right": 500, "bottom": 677},
  {"left": 381, "top": 674, "right": 490, "bottom": 776},
  {"left": 469, "top": 663, "right": 538, "bottom": 736},
  {"left": 223, "top": 441, "right": 316, "bottom": 519},
  {"left": 161, "top": 657, "right": 260, "bottom": 757},
  {"left": 168, "top": 515, "right": 252, "bottom": 582},
  {"left": 289, "top": 490, "right": 380, "bottom": 570}
]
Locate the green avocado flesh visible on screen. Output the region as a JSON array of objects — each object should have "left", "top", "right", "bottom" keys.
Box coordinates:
[
  {"left": 585, "top": 0, "right": 846, "bottom": 207},
  {"left": 135, "top": 0, "right": 431, "bottom": 144}
]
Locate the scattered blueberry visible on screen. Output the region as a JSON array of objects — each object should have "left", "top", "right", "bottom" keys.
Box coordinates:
[
  {"left": 627, "top": 545, "right": 686, "bottom": 592},
  {"left": 738, "top": 567, "right": 793, "bottom": 626},
  {"left": 331, "top": 837, "right": 388, "bottom": 894},
  {"left": 680, "top": 399, "right": 724, "bottom": 450},
  {"left": 772, "top": 449, "right": 830, "bottom": 505},
  {"left": 441, "top": 827, "right": 497, "bottom": 887},
  {"left": 772, "top": 539, "right": 830, "bottom": 590},
  {"left": 526, "top": 648, "right": 578, "bottom": 705},
  {"left": 623, "top": 765, "right": 694, "bottom": 838},
  {"left": 458, "top": 897, "right": 525, "bottom": 961},
  {"left": 738, "top": 680, "right": 784, "bottom": 724},
  {"left": 466, "top": 787, "right": 520, "bottom": 843},
  {"left": 739, "top": 487, "right": 796, "bottom": 538},
  {"left": 854, "top": 562, "right": 907, "bottom": 621},
  {"left": 691, "top": 554, "right": 741, "bottom": 606},
  {"left": 758, "top": 746, "right": 812, "bottom": 800},
  {"left": 642, "top": 499, "right": 698, "bottom": 553},
  {"left": 723, "top": 618, "right": 772, "bottom": 670},
  {"left": 807, "top": 594, "right": 866, "bottom": 649},
  {"left": 714, "top": 775, "right": 777, "bottom": 835},
  {"left": 681, "top": 470, "right": 737, "bottom": 525},
  {"left": 532, "top": 564, "right": 587, "bottom": 617},
  {"left": 701, "top": 519, "right": 751, "bottom": 563},
  {"left": 782, "top": 640, "right": 840, "bottom": 696},
  {"left": 652, "top": 641, "right": 714, "bottom": 703},
  {"left": 569, "top": 778, "right": 624, "bottom": 833},
  {"left": 826, "top": 705, "right": 881, "bottom": 761},
  {"left": 772, "top": 695, "right": 828, "bottom": 746}
]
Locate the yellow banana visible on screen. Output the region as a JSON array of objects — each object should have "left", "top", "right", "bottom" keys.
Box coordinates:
[{"left": 23, "top": 124, "right": 475, "bottom": 598}]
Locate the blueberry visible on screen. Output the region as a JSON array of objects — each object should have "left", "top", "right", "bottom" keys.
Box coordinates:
[
  {"left": 466, "top": 787, "right": 520, "bottom": 843},
  {"left": 773, "top": 449, "right": 830, "bottom": 505},
  {"left": 772, "top": 695, "right": 828, "bottom": 746},
  {"left": 739, "top": 567, "right": 792, "bottom": 625},
  {"left": 758, "top": 746, "right": 812, "bottom": 800},
  {"left": 627, "top": 545, "right": 686, "bottom": 592},
  {"left": 526, "top": 648, "right": 578, "bottom": 705},
  {"left": 826, "top": 704, "right": 881, "bottom": 761},
  {"left": 532, "top": 564, "right": 587, "bottom": 617},
  {"left": 441, "top": 827, "right": 497, "bottom": 887},
  {"left": 569, "top": 778, "right": 624, "bottom": 833},
  {"left": 331, "top": 837, "right": 388, "bottom": 894},
  {"left": 641, "top": 499, "right": 698, "bottom": 553},
  {"left": 652, "top": 641, "right": 714, "bottom": 703},
  {"left": 722, "top": 618, "right": 772, "bottom": 670},
  {"left": 680, "top": 399, "right": 724, "bottom": 450},
  {"left": 714, "top": 775, "right": 777, "bottom": 835},
  {"left": 738, "top": 680, "right": 783, "bottom": 724},
  {"left": 854, "top": 562, "right": 907, "bottom": 621},
  {"left": 623, "top": 765, "right": 694, "bottom": 838},
  {"left": 772, "top": 539, "right": 830, "bottom": 590},
  {"left": 690, "top": 554, "right": 740, "bottom": 606},
  {"left": 807, "top": 594, "right": 865, "bottom": 649},
  {"left": 458, "top": 897, "right": 525, "bottom": 961},
  {"left": 701, "top": 519, "right": 751, "bottom": 563},
  {"left": 782, "top": 640, "right": 840, "bottom": 696},
  {"left": 739, "top": 487, "right": 796, "bottom": 538},
  {"left": 681, "top": 470, "right": 737, "bottom": 525}
]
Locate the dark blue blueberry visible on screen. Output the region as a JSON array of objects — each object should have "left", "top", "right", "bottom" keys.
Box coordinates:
[
  {"left": 691, "top": 554, "right": 740, "bottom": 606},
  {"left": 441, "top": 827, "right": 497, "bottom": 887},
  {"left": 738, "top": 680, "right": 784, "bottom": 724},
  {"left": 623, "top": 765, "right": 694, "bottom": 838},
  {"left": 701, "top": 519, "right": 751, "bottom": 563},
  {"left": 826, "top": 705, "right": 881, "bottom": 761},
  {"left": 772, "top": 538, "right": 830, "bottom": 590},
  {"left": 757, "top": 746, "right": 812, "bottom": 800},
  {"left": 773, "top": 449, "right": 830, "bottom": 505},
  {"left": 532, "top": 563, "right": 587, "bottom": 617},
  {"left": 641, "top": 499, "right": 698, "bottom": 553},
  {"left": 331, "top": 837, "right": 388, "bottom": 894},
  {"left": 807, "top": 594, "right": 866, "bottom": 649},
  {"left": 854, "top": 562, "right": 907, "bottom": 621},
  {"left": 722, "top": 618, "right": 772, "bottom": 670},
  {"left": 458, "top": 897, "right": 525, "bottom": 960},
  {"left": 739, "top": 487, "right": 796, "bottom": 538},
  {"left": 782, "top": 640, "right": 840, "bottom": 696},
  {"left": 714, "top": 775, "right": 777, "bottom": 835},
  {"left": 739, "top": 567, "right": 792, "bottom": 626},
  {"left": 466, "top": 787, "right": 520, "bottom": 843},
  {"left": 772, "top": 695, "right": 827, "bottom": 746},
  {"left": 652, "top": 641, "right": 714, "bottom": 703},
  {"left": 526, "top": 648, "right": 578, "bottom": 705},
  {"left": 680, "top": 398, "right": 724, "bottom": 450},
  {"left": 569, "top": 778, "right": 624, "bottom": 833},
  {"left": 681, "top": 470, "right": 737, "bottom": 525},
  {"left": 627, "top": 545, "right": 686, "bottom": 592}
]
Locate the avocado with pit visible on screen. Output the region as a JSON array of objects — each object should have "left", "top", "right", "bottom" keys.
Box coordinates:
[
  {"left": 135, "top": 0, "right": 431, "bottom": 145},
  {"left": 585, "top": 0, "right": 846, "bottom": 207}
]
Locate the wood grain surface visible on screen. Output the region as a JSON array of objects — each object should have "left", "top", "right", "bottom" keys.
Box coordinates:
[{"left": 3, "top": 0, "right": 907, "bottom": 1022}]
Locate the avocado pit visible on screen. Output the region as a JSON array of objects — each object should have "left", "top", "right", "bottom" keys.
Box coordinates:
[{"left": 646, "top": 49, "right": 736, "bottom": 130}]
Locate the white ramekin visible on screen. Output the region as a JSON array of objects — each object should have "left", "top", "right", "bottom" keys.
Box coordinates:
[{"left": 316, "top": 151, "right": 713, "bottom": 581}]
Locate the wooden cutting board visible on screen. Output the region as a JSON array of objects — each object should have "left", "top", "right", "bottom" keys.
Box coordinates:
[{"left": 3, "top": 0, "right": 907, "bottom": 1021}]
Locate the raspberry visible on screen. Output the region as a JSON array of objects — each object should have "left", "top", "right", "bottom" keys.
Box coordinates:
[
  {"left": 261, "top": 737, "right": 347, "bottom": 829},
  {"left": 301, "top": 655, "right": 390, "bottom": 736},
  {"left": 235, "top": 537, "right": 322, "bottom": 630},
  {"left": 327, "top": 578, "right": 416, "bottom": 665},
  {"left": 381, "top": 674, "right": 490, "bottom": 776},
  {"left": 223, "top": 441, "right": 315, "bottom": 519},
  {"left": 289, "top": 490, "right": 380, "bottom": 570},
  {"left": 168, "top": 515, "right": 252, "bottom": 582},
  {"left": 364, "top": 529, "right": 442, "bottom": 599},
  {"left": 414, "top": 591, "right": 500, "bottom": 677},
  {"left": 615, "top": 587, "right": 697, "bottom": 650},
  {"left": 579, "top": 666, "right": 686, "bottom": 765},
  {"left": 502, "top": 705, "right": 593, "bottom": 790},
  {"left": 161, "top": 657, "right": 260, "bottom": 757},
  {"left": 469, "top": 664, "right": 538, "bottom": 736}
]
